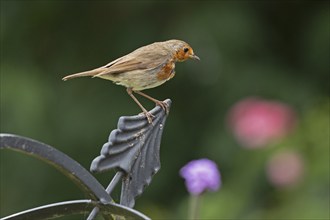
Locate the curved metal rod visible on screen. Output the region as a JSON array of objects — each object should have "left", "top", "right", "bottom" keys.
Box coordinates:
[
  {"left": 0, "top": 134, "right": 111, "bottom": 203},
  {"left": 0, "top": 200, "right": 97, "bottom": 220},
  {"left": 0, "top": 199, "right": 150, "bottom": 220},
  {"left": 87, "top": 171, "right": 125, "bottom": 220}
]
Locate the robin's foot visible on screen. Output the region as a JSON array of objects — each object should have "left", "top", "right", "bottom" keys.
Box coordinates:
[
  {"left": 155, "top": 100, "right": 169, "bottom": 114},
  {"left": 144, "top": 111, "right": 155, "bottom": 124},
  {"left": 138, "top": 111, "right": 154, "bottom": 123}
]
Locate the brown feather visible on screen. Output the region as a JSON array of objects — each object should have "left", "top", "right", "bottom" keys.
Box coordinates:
[
  {"left": 94, "top": 42, "right": 172, "bottom": 78},
  {"left": 62, "top": 68, "right": 107, "bottom": 81}
]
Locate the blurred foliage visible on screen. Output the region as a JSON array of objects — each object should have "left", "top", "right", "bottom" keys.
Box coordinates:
[{"left": 0, "top": 1, "right": 329, "bottom": 219}]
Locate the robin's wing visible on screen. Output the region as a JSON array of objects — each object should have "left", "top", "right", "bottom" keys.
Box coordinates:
[{"left": 95, "top": 43, "right": 171, "bottom": 77}]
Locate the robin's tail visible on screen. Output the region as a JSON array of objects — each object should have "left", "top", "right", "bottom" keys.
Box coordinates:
[{"left": 62, "top": 68, "right": 105, "bottom": 81}]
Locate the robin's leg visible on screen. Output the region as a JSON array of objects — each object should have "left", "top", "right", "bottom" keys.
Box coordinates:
[
  {"left": 127, "top": 88, "right": 154, "bottom": 123},
  {"left": 134, "top": 90, "right": 169, "bottom": 114}
]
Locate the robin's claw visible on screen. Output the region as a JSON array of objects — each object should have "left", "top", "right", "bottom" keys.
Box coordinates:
[
  {"left": 145, "top": 112, "right": 155, "bottom": 124},
  {"left": 155, "top": 101, "right": 169, "bottom": 114},
  {"left": 138, "top": 111, "right": 155, "bottom": 123}
]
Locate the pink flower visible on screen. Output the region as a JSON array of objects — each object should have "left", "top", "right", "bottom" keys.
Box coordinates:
[
  {"left": 228, "top": 97, "right": 296, "bottom": 148},
  {"left": 266, "top": 151, "right": 304, "bottom": 188}
]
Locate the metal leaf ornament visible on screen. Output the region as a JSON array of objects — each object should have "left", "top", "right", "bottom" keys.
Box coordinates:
[{"left": 91, "top": 99, "right": 171, "bottom": 208}]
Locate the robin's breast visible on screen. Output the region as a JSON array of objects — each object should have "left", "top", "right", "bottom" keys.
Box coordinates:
[{"left": 157, "top": 61, "right": 175, "bottom": 81}]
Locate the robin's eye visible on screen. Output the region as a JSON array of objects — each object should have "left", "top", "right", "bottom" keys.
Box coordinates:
[{"left": 183, "top": 47, "right": 189, "bottom": 53}]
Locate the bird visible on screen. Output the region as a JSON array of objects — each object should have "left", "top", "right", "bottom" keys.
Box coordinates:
[{"left": 62, "top": 39, "right": 200, "bottom": 123}]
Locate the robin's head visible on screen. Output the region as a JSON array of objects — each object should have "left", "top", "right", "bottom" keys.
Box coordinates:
[{"left": 166, "top": 40, "right": 200, "bottom": 62}]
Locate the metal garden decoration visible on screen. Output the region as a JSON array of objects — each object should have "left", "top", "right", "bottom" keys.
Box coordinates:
[{"left": 0, "top": 99, "right": 171, "bottom": 220}]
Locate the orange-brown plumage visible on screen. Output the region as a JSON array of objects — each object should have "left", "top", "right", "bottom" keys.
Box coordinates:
[
  {"left": 157, "top": 61, "right": 175, "bottom": 81},
  {"left": 62, "top": 39, "right": 199, "bottom": 123}
]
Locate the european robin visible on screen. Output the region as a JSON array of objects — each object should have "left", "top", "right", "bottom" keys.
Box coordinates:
[{"left": 62, "top": 39, "right": 200, "bottom": 123}]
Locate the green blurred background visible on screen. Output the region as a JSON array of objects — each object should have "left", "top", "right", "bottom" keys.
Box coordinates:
[{"left": 1, "top": 1, "right": 329, "bottom": 219}]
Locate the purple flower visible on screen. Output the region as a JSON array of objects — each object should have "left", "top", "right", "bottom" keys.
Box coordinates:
[{"left": 180, "top": 158, "right": 221, "bottom": 195}]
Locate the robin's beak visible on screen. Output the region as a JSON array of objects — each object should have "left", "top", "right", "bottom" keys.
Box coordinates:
[{"left": 190, "top": 54, "right": 200, "bottom": 61}]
